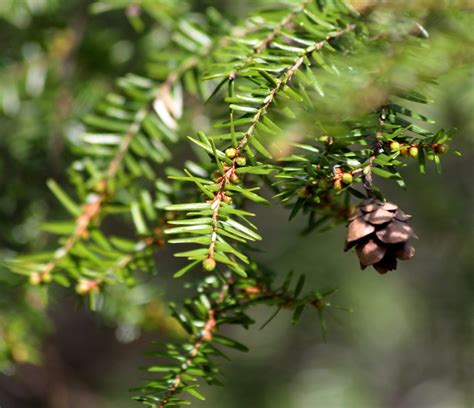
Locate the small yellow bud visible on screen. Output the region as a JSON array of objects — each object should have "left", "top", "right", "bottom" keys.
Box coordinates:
[
  {"left": 342, "top": 173, "right": 353, "bottom": 185},
  {"left": 29, "top": 272, "right": 42, "bottom": 286},
  {"left": 222, "top": 195, "right": 233, "bottom": 203},
  {"left": 390, "top": 141, "right": 401, "bottom": 152},
  {"left": 94, "top": 180, "right": 107, "bottom": 193},
  {"left": 202, "top": 257, "right": 216, "bottom": 272},
  {"left": 42, "top": 273, "right": 53, "bottom": 283},
  {"left": 75, "top": 280, "right": 90, "bottom": 295},
  {"left": 75, "top": 279, "right": 99, "bottom": 295},
  {"left": 409, "top": 146, "right": 419, "bottom": 158},
  {"left": 235, "top": 157, "right": 247, "bottom": 166},
  {"left": 225, "top": 148, "right": 237, "bottom": 159}
]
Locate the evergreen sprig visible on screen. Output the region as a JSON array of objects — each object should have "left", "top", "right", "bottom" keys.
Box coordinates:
[
  {"left": 2, "top": 0, "right": 469, "bottom": 404},
  {"left": 166, "top": 1, "right": 357, "bottom": 276},
  {"left": 5, "top": 12, "right": 237, "bottom": 289},
  {"left": 134, "top": 266, "right": 336, "bottom": 407}
]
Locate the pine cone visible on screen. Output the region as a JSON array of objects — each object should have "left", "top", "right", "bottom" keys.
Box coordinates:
[{"left": 344, "top": 198, "right": 416, "bottom": 274}]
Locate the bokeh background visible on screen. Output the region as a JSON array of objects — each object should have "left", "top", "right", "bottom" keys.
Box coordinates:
[{"left": 0, "top": 1, "right": 473, "bottom": 407}]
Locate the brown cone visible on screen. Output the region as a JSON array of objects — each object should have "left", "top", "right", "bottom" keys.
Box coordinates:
[
  {"left": 376, "top": 220, "right": 414, "bottom": 244},
  {"left": 345, "top": 217, "right": 375, "bottom": 249},
  {"left": 373, "top": 253, "right": 398, "bottom": 274},
  {"left": 363, "top": 207, "right": 395, "bottom": 225},
  {"left": 345, "top": 198, "right": 416, "bottom": 274},
  {"left": 394, "top": 243, "right": 416, "bottom": 260},
  {"left": 356, "top": 239, "right": 386, "bottom": 266}
]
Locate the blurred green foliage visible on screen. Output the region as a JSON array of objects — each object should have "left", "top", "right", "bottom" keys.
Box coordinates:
[{"left": 0, "top": 0, "right": 473, "bottom": 407}]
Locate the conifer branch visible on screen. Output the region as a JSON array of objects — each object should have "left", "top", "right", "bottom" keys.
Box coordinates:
[
  {"left": 25, "top": 19, "right": 260, "bottom": 286},
  {"left": 137, "top": 268, "right": 335, "bottom": 406},
  {"left": 34, "top": 94, "right": 159, "bottom": 282},
  {"left": 4, "top": 1, "right": 467, "bottom": 402},
  {"left": 30, "top": 54, "right": 218, "bottom": 284},
  {"left": 155, "top": 286, "right": 225, "bottom": 408},
  {"left": 227, "top": 0, "right": 312, "bottom": 81},
  {"left": 204, "top": 24, "right": 356, "bottom": 267},
  {"left": 74, "top": 229, "right": 166, "bottom": 295}
]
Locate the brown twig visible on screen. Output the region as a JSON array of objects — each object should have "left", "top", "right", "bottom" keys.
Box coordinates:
[{"left": 363, "top": 110, "right": 386, "bottom": 197}]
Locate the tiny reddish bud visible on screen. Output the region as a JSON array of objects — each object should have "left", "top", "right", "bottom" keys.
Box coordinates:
[
  {"left": 245, "top": 287, "right": 261, "bottom": 295},
  {"left": 435, "top": 144, "right": 448, "bottom": 154},
  {"left": 225, "top": 148, "right": 237, "bottom": 159},
  {"left": 400, "top": 148, "right": 409, "bottom": 158},
  {"left": 75, "top": 279, "right": 98, "bottom": 295},
  {"left": 409, "top": 146, "right": 419, "bottom": 158},
  {"left": 202, "top": 257, "right": 216, "bottom": 272},
  {"left": 342, "top": 173, "right": 353, "bottom": 185},
  {"left": 333, "top": 179, "right": 343, "bottom": 191},
  {"left": 319, "top": 135, "right": 330, "bottom": 143}
]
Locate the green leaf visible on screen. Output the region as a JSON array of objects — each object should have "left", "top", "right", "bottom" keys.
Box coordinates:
[
  {"left": 184, "top": 170, "right": 215, "bottom": 199},
  {"left": 291, "top": 304, "right": 305, "bottom": 325},
  {"left": 41, "top": 221, "right": 75, "bottom": 235},
  {"left": 418, "top": 148, "right": 426, "bottom": 175},
  {"left": 372, "top": 167, "right": 400, "bottom": 180},
  {"left": 183, "top": 386, "right": 206, "bottom": 401},
  {"left": 47, "top": 180, "right": 80, "bottom": 216},
  {"left": 131, "top": 202, "right": 148, "bottom": 235},
  {"left": 294, "top": 275, "right": 306, "bottom": 297},
  {"left": 229, "top": 104, "right": 258, "bottom": 113},
  {"left": 249, "top": 136, "right": 273, "bottom": 159},
  {"left": 223, "top": 218, "right": 262, "bottom": 241},
  {"left": 213, "top": 335, "right": 249, "bottom": 352},
  {"left": 226, "top": 185, "right": 269, "bottom": 205},
  {"left": 165, "top": 225, "right": 213, "bottom": 235},
  {"left": 174, "top": 260, "right": 200, "bottom": 278},
  {"left": 235, "top": 166, "right": 275, "bottom": 175},
  {"left": 174, "top": 248, "right": 209, "bottom": 258},
  {"left": 168, "top": 218, "right": 212, "bottom": 226},
  {"left": 168, "top": 237, "right": 212, "bottom": 245},
  {"left": 165, "top": 203, "right": 212, "bottom": 212}
]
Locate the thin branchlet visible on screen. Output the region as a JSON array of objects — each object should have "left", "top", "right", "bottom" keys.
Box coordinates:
[
  {"left": 156, "top": 282, "right": 229, "bottom": 408},
  {"left": 227, "top": 0, "right": 313, "bottom": 81},
  {"left": 149, "top": 273, "right": 332, "bottom": 407},
  {"left": 33, "top": 21, "right": 263, "bottom": 284},
  {"left": 206, "top": 24, "right": 356, "bottom": 265}
]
